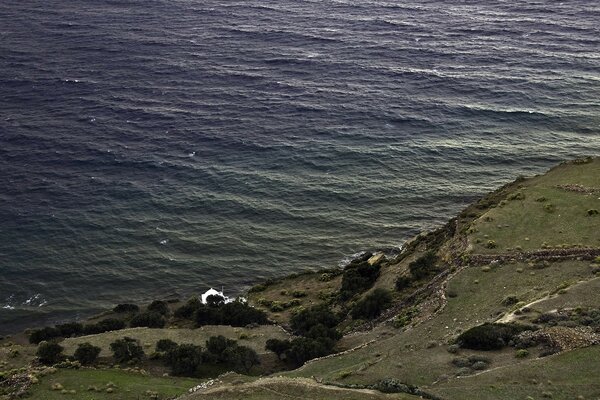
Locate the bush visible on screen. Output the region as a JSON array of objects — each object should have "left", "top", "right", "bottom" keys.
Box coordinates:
[
  {"left": 395, "top": 275, "right": 412, "bottom": 291},
  {"left": 224, "top": 345, "right": 260, "bottom": 373},
  {"left": 515, "top": 349, "right": 530, "bottom": 358},
  {"left": 290, "top": 305, "right": 339, "bottom": 337},
  {"left": 165, "top": 344, "right": 203, "bottom": 377},
  {"left": 130, "top": 311, "right": 166, "bottom": 328},
  {"left": 501, "top": 296, "right": 519, "bottom": 306},
  {"left": 113, "top": 304, "right": 139, "bottom": 313},
  {"left": 110, "top": 337, "right": 144, "bottom": 363},
  {"left": 29, "top": 327, "right": 61, "bottom": 344},
  {"left": 408, "top": 251, "right": 438, "bottom": 279},
  {"left": 156, "top": 339, "right": 178, "bottom": 353},
  {"left": 284, "top": 337, "right": 335, "bottom": 367},
  {"left": 194, "top": 301, "right": 269, "bottom": 327},
  {"left": 37, "top": 341, "right": 64, "bottom": 365},
  {"left": 350, "top": 289, "right": 393, "bottom": 320},
  {"left": 265, "top": 338, "right": 291, "bottom": 360},
  {"left": 56, "top": 323, "right": 84, "bottom": 337},
  {"left": 83, "top": 318, "right": 126, "bottom": 335},
  {"left": 204, "top": 335, "right": 237, "bottom": 363},
  {"left": 457, "top": 323, "right": 534, "bottom": 350},
  {"left": 74, "top": 342, "right": 101, "bottom": 365},
  {"left": 340, "top": 256, "right": 380, "bottom": 299},
  {"left": 147, "top": 300, "right": 169, "bottom": 315},
  {"left": 205, "top": 294, "right": 225, "bottom": 308}
]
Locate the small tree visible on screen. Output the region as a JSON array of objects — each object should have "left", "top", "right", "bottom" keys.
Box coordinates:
[
  {"left": 225, "top": 345, "right": 260, "bottom": 373},
  {"left": 409, "top": 251, "right": 438, "bottom": 279},
  {"left": 165, "top": 344, "right": 203, "bottom": 377},
  {"left": 147, "top": 300, "right": 169, "bottom": 315},
  {"left": 130, "top": 311, "right": 166, "bottom": 328},
  {"left": 36, "top": 341, "right": 64, "bottom": 365},
  {"left": 350, "top": 289, "right": 393, "bottom": 320},
  {"left": 205, "top": 335, "right": 237, "bottom": 363},
  {"left": 113, "top": 303, "right": 139, "bottom": 313},
  {"left": 156, "top": 339, "right": 178, "bottom": 353},
  {"left": 265, "top": 338, "right": 291, "bottom": 360},
  {"left": 110, "top": 337, "right": 144, "bottom": 363},
  {"left": 74, "top": 342, "right": 101, "bottom": 365}
]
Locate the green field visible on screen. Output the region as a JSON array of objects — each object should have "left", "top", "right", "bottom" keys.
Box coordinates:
[{"left": 27, "top": 369, "right": 198, "bottom": 400}]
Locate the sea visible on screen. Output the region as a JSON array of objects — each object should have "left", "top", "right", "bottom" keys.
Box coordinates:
[{"left": 1, "top": 0, "right": 599, "bottom": 334}]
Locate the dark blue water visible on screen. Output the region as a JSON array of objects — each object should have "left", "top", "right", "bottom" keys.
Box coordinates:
[{"left": 1, "top": 0, "right": 599, "bottom": 334}]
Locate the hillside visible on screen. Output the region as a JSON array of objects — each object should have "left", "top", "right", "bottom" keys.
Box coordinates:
[{"left": 2, "top": 157, "right": 598, "bottom": 400}]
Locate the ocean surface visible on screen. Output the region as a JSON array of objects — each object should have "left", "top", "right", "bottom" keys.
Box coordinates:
[{"left": 1, "top": 0, "right": 599, "bottom": 334}]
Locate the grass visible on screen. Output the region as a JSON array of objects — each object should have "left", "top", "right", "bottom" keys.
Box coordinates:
[
  {"left": 431, "top": 345, "right": 600, "bottom": 400},
  {"left": 468, "top": 158, "right": 600, "bottom": 253},
  {"left": 246, "top": 272, "right": 343, "bottom": 325},
  {"left": 185, "top": 377, "right": 419, "bottom": 400},
  {"left": 62, "top": 325, "right": 290, "bottom": 357},
  {"left": 28, "top": 368, "right": 198, "bottom": 400},
  {"left": 285, "top": 259, "right": 595, "bottom": 386}
]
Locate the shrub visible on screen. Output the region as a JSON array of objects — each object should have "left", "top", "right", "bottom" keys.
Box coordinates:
[
  {"left": 290, "top": 305, "right": 339, "bottom": 337},
  {"left": 113, "top": 304, "right": 139, "bottom": 313},
  {"left": 587, "top": 209, "right": 599, "bottom": 216},
  {"left": 83, "top": 318, "right": 126, "bottom": 335},
  {"left": 515, "top": 349, "right": 530, "bottom": 358},
  {"left": 110, "top": 337, "right": 144, "bottom": 363},
  {"left": 395, "top": 275, "right": 412, "bottom": 291},
  {"left": 350, "top": 289, "right": 393, "bottom": 320},
  {"left": 37, "top": 342, "right": 64, "bottom": 365},
  {"left": 501, "top": 296, "right": 519, "bottom": 306},
  {"left": 284, "top": 337, "right": 334, "bottom": 367},
  {"left": 457, "top": 323, "right": 534, "bottom": 350},
  {"left": 204, "top": 335, "right": 237, "bottom": 363},
  {"left": 56, "top": 323, "right": 84, "bottom": 337},
  {"left": 220, "top": 301, "right": 269, "bottom": 326},
  {"left": 408, "top": 251, "right": 438, "bottom": 279},
  {"left": 147, "top": 300, "right": 169, "bottom": 315},
  {"left": 156, "top": 339, "right": 178, "bottom": 353},
  {"left": 206, "top": 294, "right": 225, "bottom": 308},
  {"left": 29, "top": 327, "right": 61, "bottom": 344},
  {"left": 224, "top": 345, "right": 260, "bottom": 373},
  {"left": 74, "top": 343, "right": 101, "bottom": 365},
  {"left": 340, "top": 257, "right": 380, "bottom": 299},
  {"left": 165, "top": 344, "right": 203, "bottom": 377},
  {"left": 265, "top": 338, "right": 291, "bottom": 360},
  {"left": 471, "top": 361, "right": 488, "bottom": 370},
  {"left": 130, "top": 311, "right": 166, "bottom": 328},
  {"left": 485, "top": 240, "right": 497, "bottom": 249},
  {"left": 292, "top": 290, "right": 307, "bottom": 298}
]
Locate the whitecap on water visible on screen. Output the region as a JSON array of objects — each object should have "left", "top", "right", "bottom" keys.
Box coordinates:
[{"left": 160, "top": 239, "right": 169, "bottom": 245}]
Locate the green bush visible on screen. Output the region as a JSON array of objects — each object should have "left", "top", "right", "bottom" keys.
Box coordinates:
[
  {"left": 290, "top": 305, "right": 339, "bottom": 337},
  {"left": 515, "top": 349, "right": 530, "bottom": 358},
  {"left": 113, "top": 304, "right": 139, "bottom": 313},
  {"left": 408, "top": 251, "right": 438, "bottom": 279},
  {"left": 110, "top": 337, "right": 144, "bottom": 363},
  {"left": 224, "top": 345, "right": 260, "bottom": 373},
  {"left": 395, "top": 275, "right": 412, "bottom": 291},
  {"left": 350, "top": 289, "right": 393, "bottom": 320},
  {"left": 194, "top": 301, "right": 268, "bottom": 327},
  {"left": 147, "top": 300, "right": 169, "bottom": 315},
  {"left": 74, "top": 342, "right": 101, "bottom": 365},
  {"left": 29, "top": 327, "right": 62, "bottom": 344},
  {"left": 130, "top": 311, "right": 166, "bottom": 328},
  {"left": 56, "top": 322, "right": 84, "bottom": 337},
  {"left": 284, "top": 337, "right": 335, "bottom": 367},
  {"left": 83, "top": 318, "right": 126, "bottom": 335},
  {"left": 36, "top": 341, "right": 64, "bottom": 365},
  {"left": 265, "top": 338, "right": 291, "bottom": 360},
  {"left": 204, "top": 335, "right": 238, "bottom": 363},
  {"left": 156, "top": 339, "right": 178, "bottom": 353},
  {"left": 340, "top": 254, "right": 380, "bottom": 299},
  {"left": 165, "top": 344, "right": 203, "bottom": 377},
  {"left": 457, "top": 323, "right": 534, "bottom": 350}
]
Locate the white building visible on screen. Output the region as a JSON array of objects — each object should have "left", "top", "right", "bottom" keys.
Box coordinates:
[{"left": 200, "top": 288, "right": 232, "bottom": 304}]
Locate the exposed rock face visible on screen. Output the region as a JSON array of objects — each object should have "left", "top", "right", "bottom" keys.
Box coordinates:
[
  {"left": 367, "top": 253, "right": 385, "bottom": 266},
  {"left": 518, "top": 326, "right": 600, "bottom": 353}
]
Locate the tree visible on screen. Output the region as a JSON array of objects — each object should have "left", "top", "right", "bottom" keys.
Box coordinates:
[
  {"left": 290, "top": 305, "right": 339, "bottom": 336},
  {"left": 83, "top": 318, "right": 126, "bottom": 335},
  {"left": 110, "top": 337, "right": 144, "bottom": 363},
  {"left": 147, "top": 300, "right": 169, "bottom": 315},
  {"left": 130, "top": 311, "right": 166, "bottom": 328},
  {"left": 74, "top": 342, "right": 101, "bottom": 365},
  {"left": 113, "top": 303, "right": 140, "bottom": 313},
  {"left": 156, "top": 339, "right": 178, "bottom": 353},
  {"left": 36, "top": 341, "right": 64, "bottom": 365},
  {"left": 206, "top": 294, "right": 225, "bottom": 307},
  {"left": 350, "top": 288, "right": 393, "bottom": 320},
  {"left": 265, "top": 338, "right": 291, "bottom": 360},
  {"left": 165, "top": 344, "right": 203, "bottom": 377},
  {"left": 204, "top": 335, "right": 237, "bottom": 363},
  {"left": 284, "top": 337, "right": 333, "bottom": 367},
  {"left": 225, "top": 345, "right": 260, "bottom": 373},
  {"left": 28, "top": 327, "right": 61, "bottom": 344},
  {"left": 408, "top": 251, "right": 438, "bottom": 279}
]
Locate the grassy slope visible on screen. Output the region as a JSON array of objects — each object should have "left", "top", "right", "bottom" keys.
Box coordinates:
[
  {"left": 185, "top": 377, "right": 419, "bottom": 400},
  {"left": 28, "top": 369, "right": 197, "bottom": 400},
  {"left": 62, "top": 325, "right": 290, "bottom": 357},
  {"left": 234, "top": 158, "right": 599, "bottom": 398},
  {"left": 468, "top": 158, "right": 600, "bottom": 253},
  {"left": 431, "top": 345, "right": 600, "bottom": 400}
]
